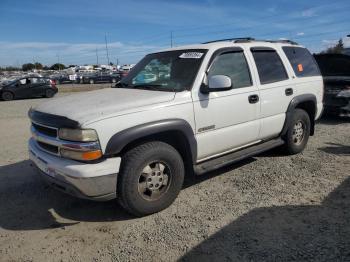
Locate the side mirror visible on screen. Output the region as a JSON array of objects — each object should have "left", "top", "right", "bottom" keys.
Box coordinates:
[{"left": 201, "top": 75, "right": 232, "bottom": 94}]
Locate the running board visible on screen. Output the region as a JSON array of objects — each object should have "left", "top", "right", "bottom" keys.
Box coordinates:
[{"left": 193, "top": 138, "right": 284, "bottom": 175}]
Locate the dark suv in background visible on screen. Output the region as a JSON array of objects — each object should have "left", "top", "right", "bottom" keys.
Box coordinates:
[
  {"left": 81, "top": 71, "right": 121, "bottom": 84},
  {"left": 314, "top": 53, "right": 350, "bottom": 117}
]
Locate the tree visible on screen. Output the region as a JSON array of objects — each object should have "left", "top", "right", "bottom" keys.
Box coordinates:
[
  {"left": 22, "top": 63, "right": 35, "bottom": 71},
  {"left": 50, "top": 63, "right": 66, "bottom": 70},
  {"left": 321, "top": 39, "right": 345, "bottom": 54},
  {"left": 34, "top": 62, "right": 43, "bottom": 70}
]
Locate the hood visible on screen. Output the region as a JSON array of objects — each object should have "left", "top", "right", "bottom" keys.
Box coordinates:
[{"left": 34, "top": 88, "right": 175, "bottom": 124}]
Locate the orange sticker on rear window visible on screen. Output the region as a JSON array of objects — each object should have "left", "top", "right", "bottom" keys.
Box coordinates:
[{"left": 297, "top": 64, "right": 304, "bottom": 72}]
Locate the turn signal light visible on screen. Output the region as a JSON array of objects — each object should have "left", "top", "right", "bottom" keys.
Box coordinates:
[{"left": 60, "top": 149, "right": 102, "bottom": 161}]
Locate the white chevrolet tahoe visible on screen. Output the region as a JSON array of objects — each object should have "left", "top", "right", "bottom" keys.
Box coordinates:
[{"left": 28, "top": 38, "right": 323, "bottom": 216}]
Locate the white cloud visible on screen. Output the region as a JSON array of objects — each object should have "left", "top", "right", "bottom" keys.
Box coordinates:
[
  {"left": 301, "top": 9, "right": 317, "bottom": 17},
  {"left": 267, "top": 7, "right": 276, "bottom": 13},
  {"left": 296, "top": 32, "right": 305, "bottom": 36},
  {"left": 343, "top": 37, "right": 350, "bottom": 48},
  {"left": 0, "top": 41, "right": 167, "bottom": 66}
]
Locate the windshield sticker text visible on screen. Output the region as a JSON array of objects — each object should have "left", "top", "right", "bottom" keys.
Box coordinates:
[{"left": 179, "top": 52, "right": 204, "bottom": 59}]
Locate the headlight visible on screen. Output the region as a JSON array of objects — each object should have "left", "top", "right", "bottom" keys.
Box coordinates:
[
  {"left": 60, "top": 148, "right": 102, "bottom": 161},
  {"left": 58, "top": 128, "right": 98, "bottom": 142}
]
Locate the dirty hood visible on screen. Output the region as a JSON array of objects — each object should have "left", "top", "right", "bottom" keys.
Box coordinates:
[{"left": 34, "top": 88, "right": 175, "bottom": 124}]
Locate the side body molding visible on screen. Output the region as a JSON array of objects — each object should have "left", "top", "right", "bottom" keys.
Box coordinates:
[
  {"left": 104, "top": 119, "right": 197, "bottom": 162},
  {"left": 281, "top": 94, "right": 317, "bottom": 137}
]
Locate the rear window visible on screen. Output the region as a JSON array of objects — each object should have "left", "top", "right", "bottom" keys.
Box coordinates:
[
  {"left": 251, "top": 49, "right": 288, "bottom": 84},
  {"left": 282, "top": 47, "right": 320, "bottom": 77}
]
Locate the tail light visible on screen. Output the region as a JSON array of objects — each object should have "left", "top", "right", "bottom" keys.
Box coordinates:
[{"left": 50, "top": 79, "right": 57, "bottom": 87}]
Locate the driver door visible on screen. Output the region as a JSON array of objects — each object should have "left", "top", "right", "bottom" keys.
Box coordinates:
[
  {"left": 192, "top": 48, "right": 261, "bottom": 161},
  {"left": 14, "top": 78, "right": 32, "bottom": 98}
]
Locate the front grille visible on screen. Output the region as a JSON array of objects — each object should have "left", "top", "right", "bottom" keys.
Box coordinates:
[
  {"left": 37, "top": 141, "right": 59, "bottom": 154},
  {"left": 32, "top": 122, "right": 57, "bottom": 137}
]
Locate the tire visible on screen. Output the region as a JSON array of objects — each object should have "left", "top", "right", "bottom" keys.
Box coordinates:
[
  {"left": 45, "top": 89, "right": 55, "bottom": 98},
  {"left": 118, "top": 141, "right": 185, "bottom": 217},
  {"left": 89, "top": 79, "right": 94, "bottom": 84},
  {"left": 1, "top": 91, "right": 14, "bottom": 101},
  {"left": 283, "top": 109, "right": 311, "bottom": 155}
]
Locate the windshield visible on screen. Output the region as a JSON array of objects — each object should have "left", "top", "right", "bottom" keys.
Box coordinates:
[{"left": 116, "top": 49, "right": 207, "bottom": 92}]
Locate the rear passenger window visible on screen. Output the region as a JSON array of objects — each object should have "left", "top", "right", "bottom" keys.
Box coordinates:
[
  {"left": 283, "top": 47, "right": 320, "bottom": 77},
  {"left": 208, "top": 51, "right": 252, "bottom": 89},
  {"left": 251, "top": 49, "right": 288, "bottom": 84}
]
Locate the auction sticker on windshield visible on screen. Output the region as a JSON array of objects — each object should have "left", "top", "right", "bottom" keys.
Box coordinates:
[{"left": 179, "top": 52, "right": 204, "bottom": 59}]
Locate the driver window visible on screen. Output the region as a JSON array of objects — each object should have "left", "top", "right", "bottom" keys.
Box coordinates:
[
  {"left": 19, "top": 79, "right": 26, "bottom": 85},
  {"left": 208, "top": 51, "right": 252, "bottom": 89}
]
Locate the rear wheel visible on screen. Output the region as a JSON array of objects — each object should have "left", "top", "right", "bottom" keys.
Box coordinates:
[
  {"left": 45, "top": 89, "right": 55, "bottom": 98},
  {"left": 1, "top": 91, "right": 14, "bottom": 101},
  {"left": 118, "top": 141, "right": 185, "bottom": 217},
  {"left": 283, "top": 109, "right": 310, "bottom": 155}
]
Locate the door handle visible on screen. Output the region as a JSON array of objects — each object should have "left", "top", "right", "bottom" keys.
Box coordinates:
[
  {"left": 285, "top": 88, "right": 293, "bottom": 96},
  {"left": 248, "top": 94, "right": 259, "bottom": 104}
]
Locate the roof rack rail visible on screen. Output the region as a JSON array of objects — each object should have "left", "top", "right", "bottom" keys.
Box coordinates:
[
  {"left": 261, "top": 39, "right": 299, "bottom": 45},
  {"left": 203, "top": 37, "right": 255, "bottom": 44},
  {"left": 202, "top": 37, "right": 298, "bottom": 45}
]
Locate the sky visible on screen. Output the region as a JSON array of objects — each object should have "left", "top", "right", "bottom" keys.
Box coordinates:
[{"left": 0, "top": 0, "right": 349, "bottom": 67}]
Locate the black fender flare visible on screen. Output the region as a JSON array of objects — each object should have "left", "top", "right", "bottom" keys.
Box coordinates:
[
  {"left": 104, "top": 119, "right": 197, "bottom": 162},
  {"left": 281, "top": 94, "right": 317, "bottom": 137}
]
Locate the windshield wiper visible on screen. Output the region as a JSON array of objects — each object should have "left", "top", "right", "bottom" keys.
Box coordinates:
[{"left": 114, "top": 82, "right": 132, "bottom": 88}]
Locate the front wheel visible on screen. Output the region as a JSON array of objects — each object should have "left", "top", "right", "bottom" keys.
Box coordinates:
[
  {"left": 283, "top": 109, "right": 311, "bottom": 155},
  {"left": 118, "top": 141, "right": 185, "bottom": 217}
]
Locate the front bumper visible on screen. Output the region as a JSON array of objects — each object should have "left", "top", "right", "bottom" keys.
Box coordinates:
[{"left": 29, "top": 138, "right": 121, "bottom": 201}]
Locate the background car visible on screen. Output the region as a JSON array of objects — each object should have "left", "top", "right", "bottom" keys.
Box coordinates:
[
  {"left": 81, "top": 71, "right": 121, "bottom": 84},
  {"left": 0, "top": 77, "right": 57, "bottom": 101},
  {"left": 314, "top": 53, "right": 350, "bottom": 117},
  {"left": 50, "top": 73, "right": 77, "bottom": 84}
]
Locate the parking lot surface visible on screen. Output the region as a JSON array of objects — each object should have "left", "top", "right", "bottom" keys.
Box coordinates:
[{"left": 0, "top": 92, "right": 349, "bottom": 261}]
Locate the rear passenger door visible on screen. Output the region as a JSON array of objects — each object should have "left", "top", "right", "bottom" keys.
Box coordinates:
[
  {"left": 248, "top": 47, "right": 294, "bottom": 140},
  {"left": 29, "top": 78, "right": 47, "bottom": 96}
]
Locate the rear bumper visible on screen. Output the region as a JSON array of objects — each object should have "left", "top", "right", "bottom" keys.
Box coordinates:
[{"left": 28, "top": 138, "right": 121, "bottom": 201}]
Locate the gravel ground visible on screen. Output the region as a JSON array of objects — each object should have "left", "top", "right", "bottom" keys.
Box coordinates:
[{"left": 0, "top": 93, "right": 349, "bottom": 262}]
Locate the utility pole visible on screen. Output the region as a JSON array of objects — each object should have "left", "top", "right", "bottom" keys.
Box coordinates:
[
  {"left": 105, "top": 33, "right": 110, "bottom": 65},
  {"left": 56, "top": 53, "right": 60, "bottom": 71},
  {"left": 95, "top": 48, "right": 99, "bottom": 65},
  {"left": 170, "top": 31, "right": 173, "bottom": 48}
]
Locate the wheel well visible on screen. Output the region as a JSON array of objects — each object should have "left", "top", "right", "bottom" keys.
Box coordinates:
[
  {"left": 295, "top": 101, "right": 316, "bottom": 136},
  {"left": 120, "top": 130, "right": 194, "bottom": 173},
  {"left": 2, "top": 90, "right": 14, "bottom": 98}
]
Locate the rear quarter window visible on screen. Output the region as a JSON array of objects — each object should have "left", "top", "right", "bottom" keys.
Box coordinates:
[
  {"left": 251, "top": 49, "right": 288, "bottom": 84},
  {"left": 282, "top": 47, "right": 320, "bottom": 77}
]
